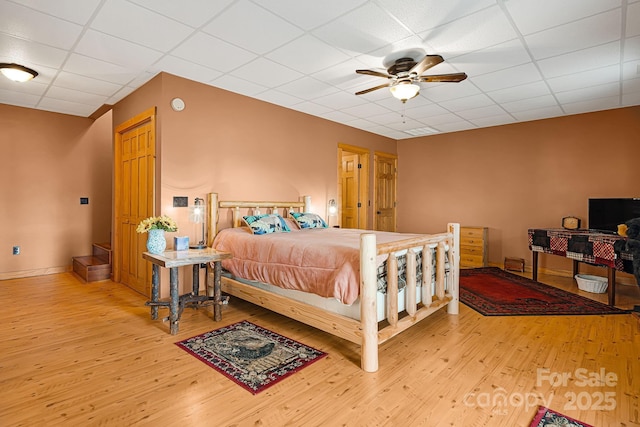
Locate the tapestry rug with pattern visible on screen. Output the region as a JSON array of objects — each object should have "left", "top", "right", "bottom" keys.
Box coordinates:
[
  {"left": 176, "top": 320, "right": 327, "bottom": 394},
  {"left": 529, "top": 405, "right": 593, "bottom": 427},
  {"left": 460, "top": 267, "right": 628, "bottom": 316}
]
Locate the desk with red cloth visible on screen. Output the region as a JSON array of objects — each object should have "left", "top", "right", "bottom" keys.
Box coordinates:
[{"left": 528, "top": 228, "right": 633, "bottom": 306}]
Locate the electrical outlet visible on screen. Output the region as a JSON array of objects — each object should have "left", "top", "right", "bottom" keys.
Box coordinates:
[{"left": 13, "top": 246, "right": 20, "bottom": 255}]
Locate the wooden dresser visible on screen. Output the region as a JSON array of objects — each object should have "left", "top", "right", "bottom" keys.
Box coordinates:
[{"left": 460, "top": 226, "right": 487, "bottom": 268}]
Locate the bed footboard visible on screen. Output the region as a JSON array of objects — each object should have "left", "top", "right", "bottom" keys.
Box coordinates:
[{"left": 360, "top": 223, "right": 460, "bottom": 372}]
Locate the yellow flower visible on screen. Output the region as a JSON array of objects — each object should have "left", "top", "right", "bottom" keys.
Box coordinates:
[{"left": 136, "top": 215, "right": 178, "bottom": 233}]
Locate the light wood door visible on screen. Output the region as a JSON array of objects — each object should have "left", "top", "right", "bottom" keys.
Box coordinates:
[
  {"left": 337, "top": 144, "right": 369, "bottom": 229},
  {"left": 340, "top": 154, "right": 359, "bottom": 228},
  {"left": 374, "top": 152, "right": 397, "bottom": 232},
  {"left": 114, "top": 108, "right": 156, "bottom": 297}
]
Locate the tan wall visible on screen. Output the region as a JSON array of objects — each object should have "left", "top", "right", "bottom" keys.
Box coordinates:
[
  {"left": 113, "top": 72, "right": 396, "bottom": 244},
  {"left": 397, "top": 106, "right": 640, "bottom": 276},
  {"left": 0, "top": 104, "right": 112, "bottom": 278}
]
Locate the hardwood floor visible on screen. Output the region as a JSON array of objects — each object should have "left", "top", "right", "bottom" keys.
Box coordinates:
[{"left": 1, "top": 271, "right": 638, "bottom": 426}]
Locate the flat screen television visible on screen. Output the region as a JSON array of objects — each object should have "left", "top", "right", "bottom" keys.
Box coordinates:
[{"left": 588, "top": 198, "right": 640, "bottom": 233}]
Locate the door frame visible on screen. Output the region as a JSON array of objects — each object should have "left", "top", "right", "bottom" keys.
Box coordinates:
[
  {"left": 112, "top": 107, "right": 156, "bottom": 285},
  {"left": 337, "top": 143, "right": 369, "bottom": 229}
]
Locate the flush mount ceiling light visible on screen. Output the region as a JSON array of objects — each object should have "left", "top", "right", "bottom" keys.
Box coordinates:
[
  {"left": 389, "top": 80, "right": 420, "bottom": 103},
  {"left": 0, "top": 63, "right": 38, "bottom": 82}
]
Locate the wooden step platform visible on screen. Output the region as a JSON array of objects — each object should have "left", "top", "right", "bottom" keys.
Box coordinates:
[{"left": 72, "top": 242, "right": 111, "bottom": 282}]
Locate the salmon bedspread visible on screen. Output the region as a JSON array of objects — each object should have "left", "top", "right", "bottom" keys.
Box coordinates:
[{"left": 212, "top": 226, "right": 424, "bottom": 305}]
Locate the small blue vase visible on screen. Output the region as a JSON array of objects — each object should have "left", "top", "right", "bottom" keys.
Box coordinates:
[{"left": 146, "top": 229, "right": 166, "bottom": 254}]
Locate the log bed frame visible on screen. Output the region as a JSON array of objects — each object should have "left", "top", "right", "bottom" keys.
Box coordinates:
[{"left": 206, "top": 192, "right": 460, "bottom": 372}]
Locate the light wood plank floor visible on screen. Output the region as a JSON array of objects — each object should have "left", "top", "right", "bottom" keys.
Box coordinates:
[{"left": 0, "top": 271, "right": 638, "bottom": 427}]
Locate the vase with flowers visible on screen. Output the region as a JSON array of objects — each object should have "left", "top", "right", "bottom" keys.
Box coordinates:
[{"left": 136, "top": 215, "right": 178, "bottom": 254}]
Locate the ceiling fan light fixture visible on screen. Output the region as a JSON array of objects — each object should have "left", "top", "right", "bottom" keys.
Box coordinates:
[
  {"left": 390, "top": 81, "right": 420, "bottom": 103},
  {"left": 0, "top": 63, "right": 38, "bottom": 82}
]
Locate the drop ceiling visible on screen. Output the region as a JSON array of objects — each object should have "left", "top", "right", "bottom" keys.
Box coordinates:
[{"left": 1, "top": 0, "right": 639, "bottom": 139}]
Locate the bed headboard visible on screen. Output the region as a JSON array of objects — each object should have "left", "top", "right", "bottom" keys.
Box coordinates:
[{"left": 206, "top": 192, "right": 311, "bottom": 246}]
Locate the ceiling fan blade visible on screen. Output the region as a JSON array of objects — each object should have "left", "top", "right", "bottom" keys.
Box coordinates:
[
  {"left": 409, "top": 55, "right": 444, "bottom": 76},
  {"left": 356, "top": 69, "right": 392, "bottom": 79},
  {"left": 418, "top": 72, "right": 468, "bottom": 83},
  {"left": 355, "top": 82, "right": 392, "bottom": 95}
]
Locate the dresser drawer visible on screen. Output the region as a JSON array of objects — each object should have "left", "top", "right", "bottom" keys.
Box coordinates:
[
  {"left": 460, "top": 237, "right": 484, "bottom": 247},
  {"left": 460, "top": 244, "right": 485, "bottom": 256},
  {"left": 460, "top": 227, "right": 485, "bottom": 239},
  {"left": 460, "top": 254, "right": 485, "bottom": 267}
]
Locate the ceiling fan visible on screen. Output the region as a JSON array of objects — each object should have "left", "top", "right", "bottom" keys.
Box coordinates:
[{"left": 355, "top": 54, "right": 467, "bottom": 103}]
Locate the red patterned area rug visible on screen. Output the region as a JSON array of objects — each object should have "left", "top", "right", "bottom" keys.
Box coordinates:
[
  {"left": 529, "top": 406, "right": 593, "bottom": 427},
  {"left": 176, "top": 320, "right": 327, "bottom": 394},
  {"left": 460, "top": 267, "right": 629, "bottom": 316}
]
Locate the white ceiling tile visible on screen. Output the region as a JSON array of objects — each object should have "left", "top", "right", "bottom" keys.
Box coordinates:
[
  {"left": 313, "top": 90, "right": 366, "bottom": 110},
  {"left": 457, "top": 104, "right": 506, "bottom": 120},
  {"left": 202, "top": 0, "right": 303, "bottom": 55},
  {"left": 172, "top": 32, "right": 257, "bottom": 72},
  {"left": 254, "top": 89, "right": 304, "bottom": 108},
  {"left": 54, "top": 71, "right": 122, "bottom": 96},
  {"left": 150, "top": 55, "right": 222, "bottom": 83},
  {"left": 320, "top": 110, "right": 359, "bottom": 123},
  {"left": 312, "top": 2, "right": 412, "bottom": 56},
  {"left": 129, "top": 0, "right": 234, "bottom": 28},
  {"left": 435, "top": 121, "right": 476, "bottom": 133},
  {"left": 547, "top": 65, "right": 620, "bottom": 93},
  {"left": 439, "top": 94, "right": 495, "bottom": 111},
  {"left": 11, "top": 0, "right": 102, "bottom": 25},
  {"left": 106, "top": 85, "right": 137, "bottom": 104},
  {"left": 38, "top": 96, "right": 97, "bottom": 116},
  {"left": 312, "top": 58, "right": 373, "bottom": 91},
  {"left": 623, "top": 90, "right": 640, "bottom": 105},
  {"left": 211, "top": 74, "right": 267, "bottom": 97},
  {"left": 75, "top": 30, "right": 165, "bottom": 69},
  {"left": 376, "top": 0, "right": 495, "bottom": 34},
  {"left": 554, "top": 82, "right": 620, "bottom": 104},
  {"left": 266, "top": 35, "right": 350, "bottom": 75},
  {"left": 623, "top": 76, "right": 640, "bottom": 92},
  {"left": 419, "top": 6, "right": 519, "bottom": 56},
  {"left": 421, "top": 81, "right": 481, "bottom": 102},
  {"left": 506, "top": 0, "right": 622, "bottom": 35},
  {"left": 525, "top": 10, "right": 621, "bottom": 60},
  {"left": 451, "top": 39, "right": 531, "bottom": 77},
  {"left": 625, "top": 35, "right": 640, "bottom": 62},
  {"left": 501, "top": 94, "right": 559, "bottom": 113},
  {"left": 0, "top": 1, "right": 83, "bottom": 49},
  {"left": 63, "top": 53, "right": 139, "bottom": 84},
  {"left": 232, "top": 57, "right": 303, "bottom": 87},
  {"left": 512, "top": 105, "right": 565, "bottom": 121},
  {"left": 470, "top": 114, "right": 517, "bottom": 128},
  {"left": 291, "top": 101, "right": 333, "bottom": 116},
  {"left": 252, "top": 0, "right": 367, "bottom": 31},
  {"left": 0, "top": 32, "right": 67, "bottom": 69},
  {"left": 488, "top": 81, "right": 551, "bottom": 103},
  {"left": 0, "top": 76, "right": 46, "bottom": 95},
  {"left": 537, "top": 42, "right": 621, "bottom": 78},
  {"left": 560, "top": 95, "right": 621, "bottom": 114},
  {"left": 0, "top": 86, "right": 41, "bottom": 107},
  {"left": 472, "top": 62, "right": 542, "bottom": 92},
  {"left": 46, "top": 85, "right": 109, "bottom": 106},
  {"left": 341, "top": 102, "right": 392, "bottom": 118},
  {"left": 90, "top": 0, "right": 194, "bottom": 51},
  {"left": 421, "top": 112, "right": 466, "bottom": 126},
  {"left": 627, "top": 2, "right": 640, "bottom": 37},
  {"left": 276, "top": 76, "right": 339, "bottom": 99},
  {"left": 403, "top": 103, "right": 450, "bottom": 119}
]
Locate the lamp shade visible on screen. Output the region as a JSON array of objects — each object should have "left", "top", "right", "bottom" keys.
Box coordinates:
[
  {"left": 0, "top": 63, "right": 38, "bottom": 82},
  {"left": 390, "top": 81, "right": 420, "bottom": 102}
]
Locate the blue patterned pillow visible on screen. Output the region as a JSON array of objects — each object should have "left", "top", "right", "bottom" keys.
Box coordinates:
[
  {"left": 242, "top": 213, "right": 291, "bottom": 235},
  {"left": 290, "top": 212, "right": 328, "bottom": 229}
]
